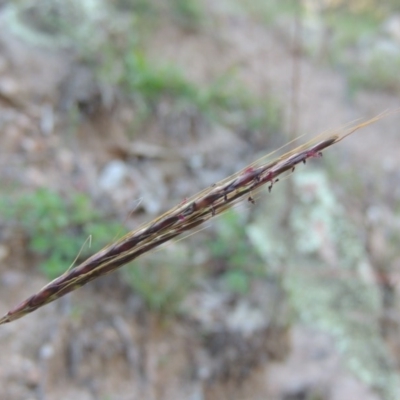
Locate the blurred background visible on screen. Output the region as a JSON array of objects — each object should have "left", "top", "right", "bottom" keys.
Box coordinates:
[{"left": 1, "top": 0, "right": 400, "bottom": 399}]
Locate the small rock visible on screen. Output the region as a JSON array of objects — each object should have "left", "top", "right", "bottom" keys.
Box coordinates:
[
  {"left": 383, "top": 14, "right": 400, "bottom": 44},
  {"left": 226, "top": 302, "right": 266, "bottom": 337},
  {"left": 24, "top": 366, "right": 40, "bottom": 389},
  {"left": 39, "top": 343, "right": 54, "bottom": 360},
  {"left": 57, "top": 149, "right": 75, "bottom": 173},
  {"left": 25, "top": 167, "right": 48, "bottom": 186},
  {"left": 1, "top": 270, "right": 24, "bottom": 287},
  {"left": 0, "top": 245, "right": 10, "bottom": 262},
  {"left": 40, "top": 104, "right": 55, "bottom": 135},
  {"left": 0, "top": 77, "right": 20, "bottom": 97},
  {"left": 98, "top": 160, "right": 130, "bottom": 192}
]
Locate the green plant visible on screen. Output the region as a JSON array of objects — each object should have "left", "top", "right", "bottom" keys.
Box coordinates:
[
  {"left": 110, "top": 45, "right": 281, "bottom": 131},
  {"left": 120, "top": 49, "right": 198, "bottom": 106},
  {"left": 237, "top": 0, "right": 299, "bottom": 25},
  {"left": 347, "top": 52, "right": 400, "bottom": 95},
  {"left": 46, "top": 0, "right": 279, "bottom": 136},
  {"left": 208, "top": 210, "right": 266, "bottom": 294},
  {"left": 325, "top": 9, "right": 381, "bottom": 50},
  {"left": 0, "top": 188, "right": 123, "bottom": 279},
  {"left": 113, "top": 0, "right": 204, "bottom": 30},
  {"left": 114, "top": 0, "right": 155, "bottom": 14},
  {"left": 169, "top": 0, "right": 204, "bottom": 31},
  {"left": 124, "top": 249, "right": 196, "bottom": 315},
  {"left": 306, "top": 5, "right": 399, "bottom": 97}
]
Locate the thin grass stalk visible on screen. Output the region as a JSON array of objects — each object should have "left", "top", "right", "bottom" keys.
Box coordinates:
[{"left": 0, "top": 112, "right": 392, "bottom": 325}]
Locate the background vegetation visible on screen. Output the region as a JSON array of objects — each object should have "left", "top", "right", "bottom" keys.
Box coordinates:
[{"left": 1, "top": 0, "right": 400, "bottom": 399}]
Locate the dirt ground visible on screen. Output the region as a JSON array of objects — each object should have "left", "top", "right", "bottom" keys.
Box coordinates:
[{"left": 0, "top": 1, "right": 400, "bottom": 400}]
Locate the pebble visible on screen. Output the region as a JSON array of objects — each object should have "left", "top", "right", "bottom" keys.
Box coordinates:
[{"left": 98, "top": 160, "right": 130, "bottom": 192}]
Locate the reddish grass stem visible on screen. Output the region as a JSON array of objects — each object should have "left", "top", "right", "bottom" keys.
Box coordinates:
[{"left": 0, "top": 112, "right": 393, "bottom": 325}]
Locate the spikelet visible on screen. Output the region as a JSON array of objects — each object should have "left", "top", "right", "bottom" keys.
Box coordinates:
[{"left": 0, "top": 112, "right": 392, "bottom": 325}]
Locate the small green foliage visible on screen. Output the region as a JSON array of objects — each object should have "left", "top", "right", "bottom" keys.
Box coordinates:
[
  {"left": 115, "top": 0, "right": 154, "bottom": 14},
  {"left": 325, "top": 9, "right": 381, "bottom": 50},
  {"left": 347, "top": 52, "right": 400, "bottom": 95},
  {"left": 241, "top": 0, "right": 398, "bottom": 98},
  {"left": 208, "top": 210, "right": 265, "bottom": 294},
  {"left": 100, "top": 41, "right": 281, "bottom": 133},
  {"left": 120, "top": 49, "right": 198, "bottom": 106},
  {"left": 114, "top": 0, "right": 204, "bottom": 30},
  {"left": 14, "top": 0, "right": 280, "bottom": 138},
  {"left": 320, "top": 6, "right": 400, "bottom": 96},
  {"left": 0, "top": 188, "right": 124, "bottom": 279},
  {"left": 169, "top": 0, "right": 204, "bottom": 31},
  {"left": 306, "top": 5, "right": 400, "bottom": 96},
  {"left": 124, "top": 247, "right": 196, "bottom": 315},
  {"left": 223, "top": 270, "right": 250, "bottom": 294},
  {"left": 238, "top": 0, "right": 300, "bottom": 24}
]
